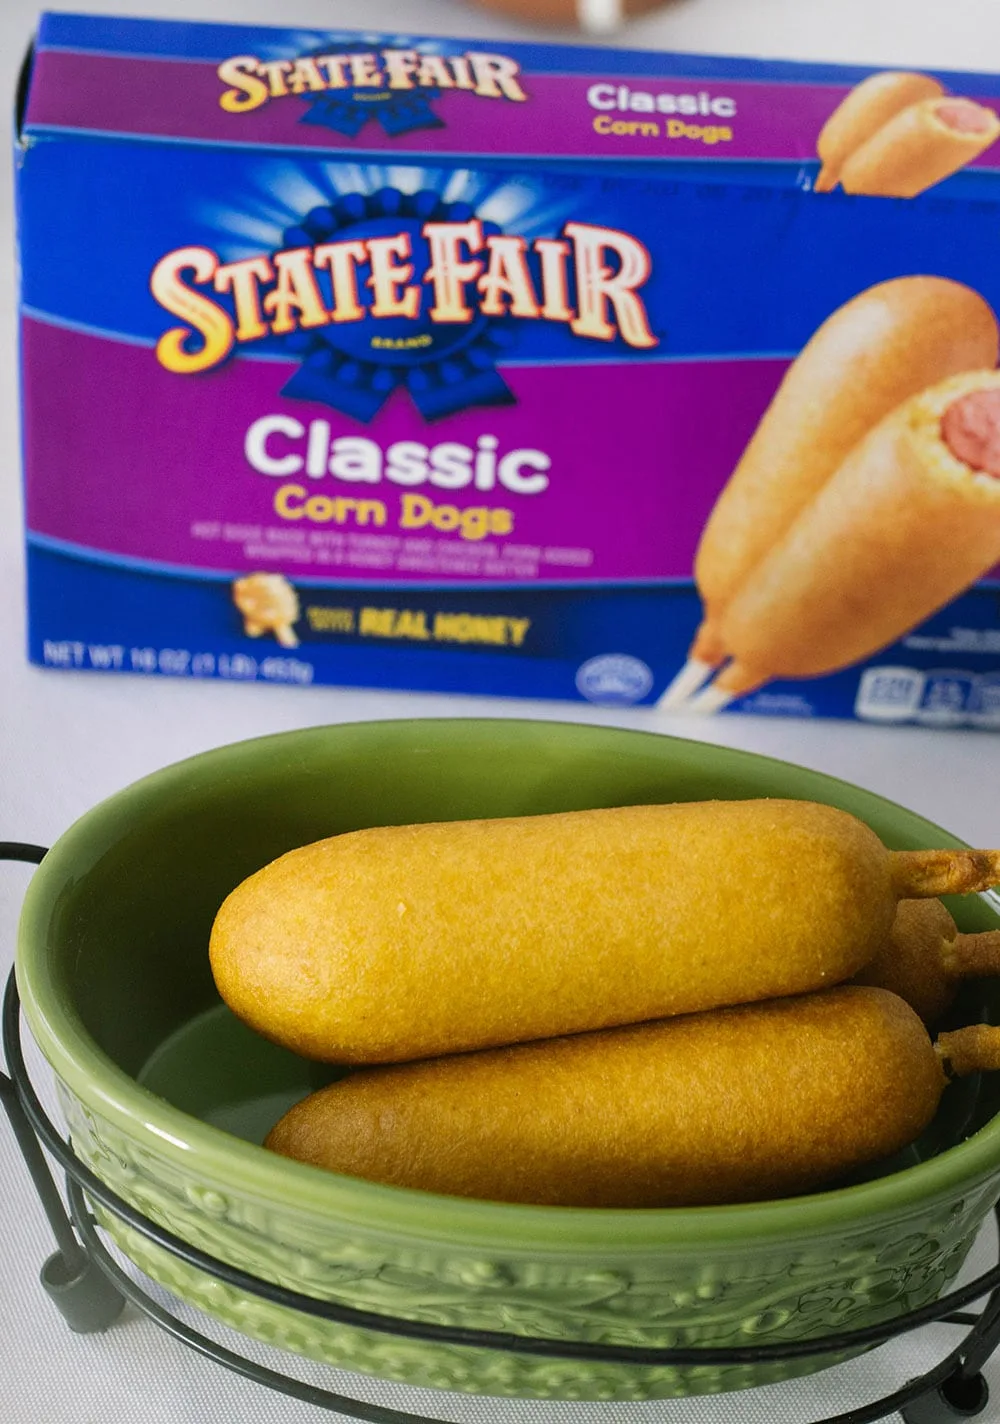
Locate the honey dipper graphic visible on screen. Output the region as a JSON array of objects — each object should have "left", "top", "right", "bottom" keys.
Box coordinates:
[{"left": 232, "top": 573, "right": 301, "bottom": 648}]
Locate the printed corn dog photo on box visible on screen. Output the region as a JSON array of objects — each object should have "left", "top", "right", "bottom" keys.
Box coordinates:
[
  {"left": 681, "top": 369, "right": 1000, "bottom": 714},
  {"left": 658, "top": 276, "right": 1000, "bottom": 710},
  {"left": 815, "top": 71, "right": 945, "bottom": 192},
  {"left": 15, "top": 13, "right": 1000, "bottom": 723},
  {"left": 841, "top": 97, "right": 1000, "bottom": 198},
  {"left": 814, "top": 71, "right": 1000, "bottom": 198}
]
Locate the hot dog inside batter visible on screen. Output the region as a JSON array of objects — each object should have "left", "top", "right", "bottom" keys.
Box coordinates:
[{"left": 941, "top": 389, "right": 1000, "bottom": 474}]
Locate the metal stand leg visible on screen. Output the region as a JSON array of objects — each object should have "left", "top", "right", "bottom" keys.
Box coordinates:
[
  {"left": 901, "top": 1374, "right": 990, "bottom": 1423},
  {"left": 898, "top": 1291, "right": 1000, "bottom": 1421},
  {"left": 0, "top": 1067, "right": 125, "bottom": 1331},
  {"left": 0, "top": 842, "right": 125, "bottom": 1332}
]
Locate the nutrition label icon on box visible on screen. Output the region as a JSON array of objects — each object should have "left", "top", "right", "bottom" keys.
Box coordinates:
[
  {"left": 854, "top": 667, "right": 927, "bottom": 722},
  {"left": 915, "top": 670, "right": 978, "bottom": 726},
  {"left": 970, "top": 675, "right": 1000, "bottom": 727}
]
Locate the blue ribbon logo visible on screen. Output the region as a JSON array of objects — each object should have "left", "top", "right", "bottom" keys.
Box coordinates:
[
  {"left": 280, "top": 188, "right": 517, "bottom": 422},
  {"left": 298, "top": 41, "right": 446, "bottom": 137}
]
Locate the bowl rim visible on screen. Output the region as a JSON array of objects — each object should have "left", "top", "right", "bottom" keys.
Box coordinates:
[{"left": 16, "top": 716, "right": 1000, "bottom": 1254}]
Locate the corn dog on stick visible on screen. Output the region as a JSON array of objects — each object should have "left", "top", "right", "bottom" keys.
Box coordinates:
[
  {"left": 702, "top": 369, "right": 1000, "bottom": 704},
  {"left": 210, "top": 798, "right": 1000, "bottom": 1064},
  {"left": 658, "top": 652, "right": 718, "bottom": 709},
  {"left": 841, "top": 97, "right": 1000, "bottom": 198},
  {"left": 265, "top": 986, "right": 946, "bottom": 1208},
  {"left": 891, "top": 848, "right": 1000, "bottom": 898},
  {"left": 815, "top": 72, "right": 945, "bottom": 192},
  {"left": 659, "top": 279, "right": 998, "bottom": 710},
  {"left": 855, "top": 898, "right": 1000, "bottom": 1023}
]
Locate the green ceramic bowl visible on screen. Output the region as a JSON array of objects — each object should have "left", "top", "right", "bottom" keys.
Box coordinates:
[{"left": 15, "top": 719, "right": 1000, "bottom": 1401}]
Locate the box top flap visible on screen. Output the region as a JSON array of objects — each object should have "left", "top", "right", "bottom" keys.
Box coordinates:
[{"left": 21, "top": 11, "right": 1000, "bottom": 174}]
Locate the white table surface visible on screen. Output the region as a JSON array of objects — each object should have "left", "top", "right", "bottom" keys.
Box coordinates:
[{"left": 2, "top": 1, "right": 1000, "bottom": 1420}]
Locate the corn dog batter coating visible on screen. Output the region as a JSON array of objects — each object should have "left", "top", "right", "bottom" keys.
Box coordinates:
[
  {"left": 855, "top": 898, "right": 1000, "bottom": 1023},
  {"left": 265, "top": 986, "right": 945, "bottom": 1208},
  {"left": 840, "top": 97, "right": 1000, "bottom": 198},
  {"left": 937, "top": 1024, "right": 1000, "bottom": 1077},
  {"left": 712, "top": 369, "right": 1000, "bottom": 698},
  {"left": 815, "top": 72, "right": 945, "bottom": 192},
  {"left": 209, "top": 798, "right": 1000, "bottom": 1064},
  {"left": 683, "top": 279, "right": 998, "bottom": 670},
  {"left": 232, "top": 572, "right": 300, "bottom": 647}
]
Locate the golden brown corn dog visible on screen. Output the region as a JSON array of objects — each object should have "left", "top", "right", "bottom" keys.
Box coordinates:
[
  {"left": 659, "top": 279, "right": 998, "bottom": 708},
  {"left": 841, "top": 97, "right": 1000, "bottom": 198},
  {"left": 815, "top": 72, "right": 945, "bottom": 192},
  {"left": 855, "top": 899, "right": 1000, "bottom": 1023},
  {"left": 699, "top": 369, "right": 1000, "bottom": 705},
  {"left": 265, "top": 986, "right": 946, "bottom": 1207},
  {"left": 209, "top": 797, "right": 1000, "bottom": 1063},
  {"left": 937, "top": 1023, "right": 1000, "bottom": 1076},
  {"left": 232, "top": 572, "right": 300, "bottom": 648}
]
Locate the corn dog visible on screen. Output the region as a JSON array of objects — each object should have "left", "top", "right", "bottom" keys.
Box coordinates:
[
  {"left": 265, "top": 986, "right": 947, "bottom": 1207},
  {"left": 855, "top": 899, "right": 1000, "bottom": 1023},
  {"left": 232, "top": 572, "right": 300, "bottom": 648},
  {"left": 815, "top": 72, "right": 945, "bottom": 192},
  {"left": 698, "top": 369, "right": 1000, "bottom": 706},
  {"left": 209, "top": 798, "right": 1000, "bottom": 1063},
  {"left": 841, "top": 97, "right": 1000, "bottom": 198},
  {"left": 658, "top": 279, "right": 998, "bottom": 708},
  {"left": 938, "top": 1024, "right": 1000, "bottom": 1076}
]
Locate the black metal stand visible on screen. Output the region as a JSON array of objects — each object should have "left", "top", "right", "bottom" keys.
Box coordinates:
[{"left": 3, "top": 840, "right": 1000, "bottom": 1423}]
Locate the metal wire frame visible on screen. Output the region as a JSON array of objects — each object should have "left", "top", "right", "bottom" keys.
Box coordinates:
[{"left": 3, "top": 839, "right": 1000, "bottom": 1422}]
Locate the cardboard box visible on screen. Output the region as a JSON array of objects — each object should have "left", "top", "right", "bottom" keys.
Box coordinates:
[{"left": 15, "top": 13, "right": 1000, "bottom": 724}]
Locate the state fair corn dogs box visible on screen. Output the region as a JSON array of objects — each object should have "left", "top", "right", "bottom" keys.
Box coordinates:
[{"left": 14, "top": 14, "right": 1000, "bottom": 724}]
